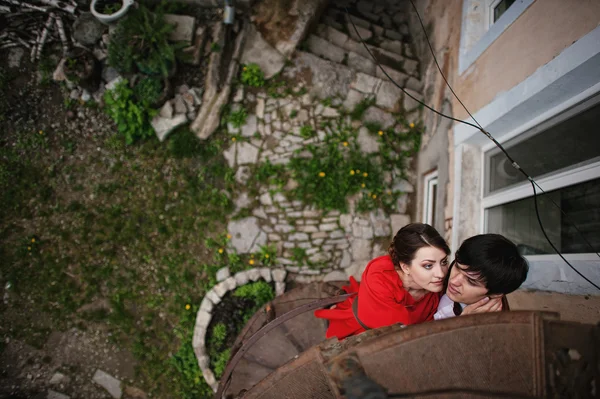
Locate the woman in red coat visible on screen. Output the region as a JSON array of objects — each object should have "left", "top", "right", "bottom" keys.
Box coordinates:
[{"left": 315, "top": 223, "right": 451, "bottom": 340}]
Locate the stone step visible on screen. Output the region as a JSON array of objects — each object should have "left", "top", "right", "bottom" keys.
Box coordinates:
[
  {"left": 312, "top": 24, "right": 420, "bottom": 81},
  {"left": 325, "top": 7, "right": 411, "bottom": 46},
  {"left": 292, "top": 51, "right": 423, "bottom": 114}
]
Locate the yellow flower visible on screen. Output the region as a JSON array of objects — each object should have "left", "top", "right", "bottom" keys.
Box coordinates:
[
  {"left": 318, "top": 172, "right": 325, "bottom": 177},
  {"left": 372, "top": 194, "right": 377, "bottom": 199},
  {"left": 232, "top": 137, "right": 237, "bottom": 142},
  {"left": 218, "top": 248, "right": 224, "bottom": 254},
  {"left": 343, "top": 141, "right": 348, "bottom": 147},
  {"left": 185, "top": 304, "right": 191, "bottom": 310},
  {"left": 378, "top": 130, "right": 384, "bottom": 136},
  {"left": 38, "top": 130, "right": 43, "bottom": 135},
  {"left": 409, "top": 123, "right": 415, "bottom": 128},
  {"left": 350, "top": 170, "right": 355, "bottom": 175},
  {"left": 27, "top": 246, "right": 31, "bottom": 251},
  {"left": 356, "top": 169, "right": 360, "bottom": 173},
  {"left": 243, "top": 67, "right": 247, "bottom": 71},
  {"left": 31, "top": 238, "right": 35, "bottom": 243},
  {"left": 265, "top": 254, "right": 270, "bottom": 259},
  {"left": 363, "top": 172, "right": 368, "bottom": 177},
  {"left": 226, "top": 234, "right": 232, "bottom": 239},
  {"left": 361, "top": 183, "right": 366, "bottom": 188},
  {"left": 249, "top": 259, "right": 255, "bottom": 265}
]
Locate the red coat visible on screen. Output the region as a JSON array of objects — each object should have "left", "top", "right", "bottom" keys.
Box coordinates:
[{"left": 314, "top": 255, "right": 440, "bottom": 340}]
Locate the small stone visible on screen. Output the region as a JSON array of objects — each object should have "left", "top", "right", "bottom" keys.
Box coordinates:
[
  {"left": 237, "top": 142, "right": 259, "bottom": 165},
  {"left": 352, "top": 224, "right": 374, "bottom": 239},
  {"left": 48, "top": 390, "right": 70, "bottom": 399},
  {"left": 73, "top": 13, "right": 105, "bottom": 46},
  {"left": 234, "top": 271, "right": 249, "bottom": 286},
  {"left": 312, "top": 231, "right": 328, "bottom": 239},
  {"left": 213, "top": 282, "right": 228, "bottom": 298},
  {"left": 49, "top": 373, "right": 65, "bottom": 385},
  {"left": 341, "top": 250, "right": 351, "bottom": 268},
  {"left": 347, "top": 23, "right": 372, "bottom": 42},
  {"left": 247, "top": 268, "right": 261, "bottom": 281},
  {"left": 159, "top": 101, "right": 173, "bottom": 119},
  {"left": 343, "top": 89, "right": 365, "bottom": 111},
  {"left": 241, "top": 114, "right": 258, "bottom": 137},
  {"left": 259, "top": 193, "right": 273, "bottom": 206},
  {"left": 190, "top": 87, "right": 203, "bottom": 105},
  {"left": 352, "top": 239, "right": 372, "bottom": 261},
  {"left": 319, "top": 223, "right": 337, "bottom": 231},
  {"left": 256, "top": 98, "right": 265, "bottom": 119},
  {"left": 268, "top": 233, "right": 282, "bottom": 241},
  {"left": 151, "top": 114, "right": 187, "bottom": 142},
  {"left": 275, "top": 224, "right": 294, "bottom": 233},
  {"left": 393, "top": 179, "right": 414, "bottom": 193},
  {"left": 200, "top": 297, "right": 213, "bottom": 312},
  {"left": 403, "top": 89, "right": 423, "bottom": 112},
  {"left": 70, "top": 89, "right": 80, "bottom": 100},
  {"left": 363, "top": 106, "right": 395, "bottom": 129},
  {"left": 357, "top": 127, "right": 379, "bottom": 154},
  {"left": 321, "top": 107, "right": 339, "bottom": 117},
  {"left": 259, "top": 268, "right": 272, "bottom": 282},
  {"left": 228, "top": 217, "right": 266, "bottom": 253},
  {"left": 105, "top": 76, "right": 124, "bottom": 91},
  {"left": 206, "top": 290, "right": 221, "bottom": 303},
  {"left": 289, "top": 232, "right": 309, "bottom": 241},
  {"left": 272, "top": 269, "right": 287, "bottom": 283},
  {"left": 233, "top": 87, "right": 244, "bottom": 102},
  {"left": 275, "top": 282, "right": 286, "bottom": 296},
  {"left": 173, "top": 95, "right": 187, "bottom": 114},
  {"left": 223, "top": 276, "right": 237, "bottom": 291},
  {"left": 352, "top": 72, "right": 382, "bottom": 94},
  {"left": 92, "top": 370, "right": 122, "bottom": 399},
  {"left": 164, "top": 14, "right": 196, "bottom": 45},
  {"left": 323, "top": 270, "right": 347, "bottom": 282},
  {"left": 216, "top": 267, "right": 230, "bottom": 282},
  {"left": 101, "top": 66, "right": 120, "bottom": 84}
]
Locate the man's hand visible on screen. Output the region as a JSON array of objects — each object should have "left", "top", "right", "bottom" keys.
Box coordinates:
[{"left": 461, "top": 296, "right": 503, "bottom": 315}]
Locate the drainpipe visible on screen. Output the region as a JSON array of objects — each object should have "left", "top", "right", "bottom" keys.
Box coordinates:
[{"left": 223, "top": 0, "right": 235, "bottom": 24}]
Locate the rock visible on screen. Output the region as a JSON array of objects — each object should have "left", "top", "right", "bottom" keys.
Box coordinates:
[
  {"left": 286, "top": 51, "right": 353, "bottom": 100},
  {"left": 247, "top": 268, "right": 261, "bottom": 281},
  {"left": 241, "top": 23, "right": 285, "bottom": 79},
  {"left": 259, "top": 193, "right": 272, "bottom": 206},
  {"left": 105, "top": 76, "right": 124, "bottom": 91},
  {"left": 357, "top": 127, "right": 379, "bottom": 153},
  {"left": 345, "top": 260, "right": 368, "bottom": 281},
  {"left": 235, "top": 166, "right": 251, "bottom": 184},
  {"left": 289, "top": 232, "right": 309, "bottom": 241},
  {"left": 256, "top": 98, "right": 265, "bottom": 119},
  {"left": 375, "top": 67, "right": 408, "bottom": 86},
  {"left": 275, "top": 281, "right": 286, "bottom": 296},
  {"left": 216, "top": 267, "right": 230, "bottom": 282},
  {"left": 164, "top": 14, "right": 195, "bottom": 45},
  {"left": 347, "top": 51, "right": 376, "bottom": 75},
  {"left": 307, "top": 34, "right": 345, "bottom": 63},
  {"left": 123, "top": 386, "right": 147, "bottom": 399},
  {"left": 189, "top": 87, "right": 203, "bottom": 105},
  {"left": 93, "top": 48, "right": 107, "bottom": 61},
  {"left": 52, "top": 59, "right": 67, "bottom": 82},
  {"left": 404, "top": 58, "right": 419, "bottom": 76},
  {"left": 73, "top": 13, "right": 105, "bottom": 46},
  {"left": 347, "top": 23, "right": 372, "bottom": 42},
  {"left": 223, "top": 143, "right": 236, "bottom": 168},
  {"left": 81, "top": 90, "right": 91, "bottom": 102},
  {"left": 8, "top": 48, "right": 24, "bottom": 68},
  {"left": 393, "top": 179, "right": 414, "bottom": 193},
  {"left": 351, "top": 72, "right": 382, "bottom": 94},
  {"left": 235, "top": 191, "right": 251, "bottom": 211},
  {"left": 390, "top": 214, "right": 411, "bottom": 236},
  {"left": 233, "top": 87, "right": 244, "bottom": 102},
  {"left": 159, "top": 101, "right": 173, "bottom": 119},
  {"left": 272, "top": 269, "right": 287, "bottom": 283},
  {"left": 405, "top": 76, "right": 423, "bottom": 92},
  {"left": 316, "top": 24, "right": 348, "bottom": 48},
  {"left": 241, "top": 114, "right": 258, "bottom": 137},
  {"left": 234, "top": 271, "right": 249, "bottom": 286},
  {"left": 92, "top": 369, "right": 122, "bottom": 399},
  {"left": 228, "top": 217, "right": 267, "bottom": 253},
  {"left": 352, "top": 223, "right": 374, "bottom": 239},
  {"left": 259, "top": 268, "right": 272, "bottom": 282},
  {"left": 151, "top": 114, "right": 187, "bottom": 142},
  {"left": 380, "top": 39, "right": 403, "bottom": 54},
  {"left": 340, "top": 250, "right": 351, "bottom": 268},
  {"left": 48, "top": 390, "right": 70, "bottom": 399},
  {"left": 343, "top": 89, "right": 365, "bottom": 111},
  {"left": 362, "top": 106, "right": 395, "bottom": 129},
  {"left": 384, "top": 29, "right": 403, "bottom": 41},
  {"left": 70, "top": 89, "right": 81, "bottom": 100},
  {"left": 319, "top": 223, "right": 337, "bottom": 231},
  {"left": 195, "top": 309, "right": 212, "bottom": 329},
  {"left": 173, "top": 95, "right": 188, "bottom": 114},
  {"left": 322, "top": 107, "right": 339, "bottom": 117},
  {"left": 324, "top": 270, "right": 347, "bottom": 282},
  {"left": 371, "top": 209, "right": 392, "bottom": 237},
  {"left": 49, "top": 372, "right": 65, "bottom": 385},
  {"left": 376, "top": 81, "right": 403, "bottom": 111},
  {"left": 236, "top": 142, "right": 259, "bottom": 165},
  {"left": 352, "top": 238, "right": 372, "bottom": 261}
]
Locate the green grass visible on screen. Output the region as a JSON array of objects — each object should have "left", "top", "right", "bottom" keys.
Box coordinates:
[{"left": 227, "top": 107, "right": 248, "bottom": 128}]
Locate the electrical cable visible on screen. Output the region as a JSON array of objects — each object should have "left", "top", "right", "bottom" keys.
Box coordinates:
[{"left": 344, "top": 4, "right": 600, "bottom": 290}]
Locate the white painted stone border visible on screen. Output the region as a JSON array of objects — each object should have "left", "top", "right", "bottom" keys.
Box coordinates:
[{"left": 192, "top": 267, "right": 287, "bottom": 392}]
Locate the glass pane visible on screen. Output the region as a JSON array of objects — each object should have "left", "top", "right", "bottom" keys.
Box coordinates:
[
  {"left": 488, "top": 102, "right": 600, "bottom": 193},
  {"left": 494, "top": 0, "right": 516, "bottom": 22},
  {"left": 486, "top": 178, "right": 600, "bottom": 255}
]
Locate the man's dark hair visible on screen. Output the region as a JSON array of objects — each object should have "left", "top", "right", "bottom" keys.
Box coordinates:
[{"left": 454, "top": 234, "right": 528, "bottom": 295}]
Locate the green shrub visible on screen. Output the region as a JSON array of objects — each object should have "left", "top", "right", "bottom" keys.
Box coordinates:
[
  {"left": 104, "top": 80, "right": 156, "bottom": 145},
  {"left": 168, "top": 127, "right": 203, "bottom": 158},
  {"left": 133, "top": 77, "right": 163, "bottom": 105},
  {"left": 212, "top": 348, "right": 230, "bottom": 378},
  {"left": 234, "top": 281, "right": 274, "bottom": 305},
  {"left": 240, "top": 63, "right": 265, "bottom": 88},
  {"left": 227, "top": 108, "right": 247, "bottom": 128},
  {"left": 299, "top": 125, "right": 316, "bottom": 139},
  {"left": 108, "top": 6, "right": 177, "bottom": 77},
  {"left": 350, "top": 97, "right": 375, "bottom": 120}
]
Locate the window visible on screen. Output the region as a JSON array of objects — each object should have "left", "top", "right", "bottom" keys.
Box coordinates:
[
  {"left": 483, "top": 95, "right": 600, "bottom": 255},
  {"left": 423, "top": 171, "right": 438, "bottom": 226},
  {"left": 491, "top": 0, "right": 516, "bottom": 24}
]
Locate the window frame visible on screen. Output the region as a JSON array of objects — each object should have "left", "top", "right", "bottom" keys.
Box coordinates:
[
  {"left": 423, "top": 170, "right": 439, "bottom": 226},
  {"left": 481, "top": 94, "right": 600, "bottom": 254}
]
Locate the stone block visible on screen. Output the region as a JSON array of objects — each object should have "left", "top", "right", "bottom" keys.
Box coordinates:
[
  {"left": 247, "top": 268, "right": 261, "bottom": 281},
  {"left": 92, "top": 370, "right": 122, "bottom": 399},
  {"left": 259, "top": 268, "right": 272, "bottom": 282},
  {"left": 347, "top": 51, "right": 376, "bottom": 75},
  {"left": 164, "top": 14, "right": 195, "bottom": 45},
  {"left": 151, "top": 114, "right": 187, "bottom": 142},
  {"left": 351, "top": 72, "right": 382, "bottom": 94},
  {"left": 234, "top": 271, "right": 249, "bottom": 286},
  {"left": 216, "top": 267, "right": 230, "bottom": 282},
  {"left": 391, "top": 214, "right": 411, "bottom": 236},
  {"left": 272, "top": 269, "right": 287, "bottom": 282},
  {"left": 307, "top": 34, "right": 345, "bottom": 63},
  {"left": 352, "top": 238, "right": 372, "bottom": 261}
]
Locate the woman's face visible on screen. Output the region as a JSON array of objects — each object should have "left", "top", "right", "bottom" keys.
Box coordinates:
[
  {"left": 446, "top": 262, "right": 489, "bottom": 304},
  {"left": 400, "top": 246, "right": 449, "bottom": 293}
]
